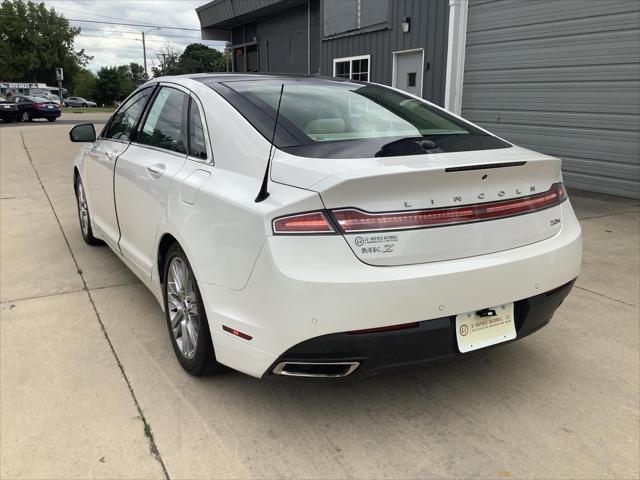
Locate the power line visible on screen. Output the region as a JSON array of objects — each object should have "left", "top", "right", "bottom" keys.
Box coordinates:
[
  {"left": 0, "top": 12, "right": 203, "bottom": 32},
  {"left": 51, "top": 5, "right": 157, "bottom": 24},
  {"left": 76, "top": 33, "right": 212, "bottom": 47},
  {"left": 79, "top": 26, "right": 208, "bottom": 41},
  {"left": 66, "top": 17, "right": 203, "bottom": 32}
]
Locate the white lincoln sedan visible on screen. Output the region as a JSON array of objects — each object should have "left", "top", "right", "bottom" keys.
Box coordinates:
[{"left": 70, "top": 74, "right": 582, "bottom": 379}]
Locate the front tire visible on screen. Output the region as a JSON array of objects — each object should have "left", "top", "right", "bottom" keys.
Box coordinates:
[
  {"left": 82, "top": 103, "right": 88, "bottom": 107},
  {"left": 47, "top": 117, "right": 56, "bottom": 122},
  {"left": 21, "top": 111, "right": 31, "bottom": 122},
  {"left": 163, "top": 243, "right": 224, "bottom": 376},
  {"left": 75, "top": 176, "right": 102, "bottom": 245}
]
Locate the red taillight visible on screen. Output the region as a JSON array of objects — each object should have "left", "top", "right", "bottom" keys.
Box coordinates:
[
  {"left": 33, "top": 103, "right": 44, "bottom": 109},
  {"left": 332, "top": 183, "right": 567, "bottom": 232},
  {"left": 272, "top": 211, "right": 335, "bottom": 234}
]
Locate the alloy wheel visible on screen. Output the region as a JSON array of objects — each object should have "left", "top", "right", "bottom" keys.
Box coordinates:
[
  {"left": 21, "top": 112, "right": 30, "bottom": 122},
  {"left": 76, "top": 181, "right": 89, "bottom": 236},
  {"left": 167, "top": 257, "right": 200, "bottom": 360}
]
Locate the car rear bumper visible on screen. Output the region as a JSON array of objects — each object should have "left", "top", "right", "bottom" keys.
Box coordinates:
[
  {"left": 202, "top": 201, "right": 582, "bottom": 378},
  {"left": 267, "top": 279, "right": 575, "bottom": 379}
]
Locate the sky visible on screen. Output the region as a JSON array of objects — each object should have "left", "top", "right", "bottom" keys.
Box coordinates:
[{"left": 42, "top": 0, "right": 225, "bottom": 72}]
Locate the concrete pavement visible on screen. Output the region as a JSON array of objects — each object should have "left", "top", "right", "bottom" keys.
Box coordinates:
[{"left": 1, "top": 116, "right": 638, "bottom": 479}]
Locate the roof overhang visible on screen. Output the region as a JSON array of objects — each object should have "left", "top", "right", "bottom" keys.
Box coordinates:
[{"left": 197, "top": 0, "right": 307, "bottom": 41}]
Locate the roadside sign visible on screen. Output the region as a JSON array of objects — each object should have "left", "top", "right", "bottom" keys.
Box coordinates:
[{"left": 55, "top": 68, "right": 64, "bottom": 81}]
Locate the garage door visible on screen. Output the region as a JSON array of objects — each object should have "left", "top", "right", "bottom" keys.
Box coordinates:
[{"left": 461, "top": 0, "right": 640, "bottom": 198}]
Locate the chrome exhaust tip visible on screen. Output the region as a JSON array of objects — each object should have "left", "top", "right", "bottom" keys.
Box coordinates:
[{"left": 272, "top": 361, "right": 360, "bottom": 378}]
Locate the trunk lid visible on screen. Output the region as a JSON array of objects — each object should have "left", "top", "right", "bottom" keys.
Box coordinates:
[{"left": 272, "top": 146, "right": 566, "bottom": 266}]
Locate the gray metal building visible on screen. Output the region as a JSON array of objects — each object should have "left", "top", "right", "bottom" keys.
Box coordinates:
[
  {"left": 197, "top": 0, "right": 451, "bottom": 105},
  {"left": 197, "top": 0, "right": 640, "bottom": 198},
  {"left": 460, "top": 0, "right": 640, "bottom": 198}
]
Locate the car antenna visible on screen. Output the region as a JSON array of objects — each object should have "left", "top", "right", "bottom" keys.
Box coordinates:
[{"left": 255, "top": 83, "right": 285, "bottom": 203}]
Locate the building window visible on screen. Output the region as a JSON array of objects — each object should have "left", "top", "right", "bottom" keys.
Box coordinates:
[
  {"left": 333, "top": 55, "right": 370, "bottom": 81},
  {"left": 232, "top": 22, "right": 258, "bottom": 72},
  {"left": 323, "top": 0, "right": 389, "bottom": 37}
]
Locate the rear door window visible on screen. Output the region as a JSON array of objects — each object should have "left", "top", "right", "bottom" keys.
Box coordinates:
[
  {"left": 188, "top": 98, "right": 207, "bottom": 160},
  {"left": 103, "top": 87, "right": 153, "bottom": 141},
  {"left": 138, "top": 87, "right": 188, "bottom": 154}
]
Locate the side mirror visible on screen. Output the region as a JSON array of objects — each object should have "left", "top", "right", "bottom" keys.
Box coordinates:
[{"left": 69, "top": 123, "right": 96, "bottom": 142}]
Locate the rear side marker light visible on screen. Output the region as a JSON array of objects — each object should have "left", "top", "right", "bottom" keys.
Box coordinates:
[
  {"left": 272, "top": 211, "right": 335, "bottom": 234},
  {"left": 222, "top": 325, "right": 253, "bottom": 341},
  {"left": 332, "top": 183, "right": 567, "bottom": 232}
]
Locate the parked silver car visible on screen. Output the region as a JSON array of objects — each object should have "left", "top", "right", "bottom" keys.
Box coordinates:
[{"left": 64, "top": 96, "right": 97, "bottom": 107}]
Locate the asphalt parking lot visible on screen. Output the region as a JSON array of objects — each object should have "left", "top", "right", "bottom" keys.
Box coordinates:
[{"left": 1, "top": 114, "right": 639, "bottom": 479}]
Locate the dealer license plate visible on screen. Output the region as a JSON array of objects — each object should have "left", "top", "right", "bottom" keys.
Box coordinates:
[{"left": 455, "top": 303, "right": 516, "bottom": 353}]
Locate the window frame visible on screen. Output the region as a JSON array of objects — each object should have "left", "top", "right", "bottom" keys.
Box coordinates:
[
  {"left": 131, "top": 84, "right": 190, "bottom": 158},
  {"left": 232, "top": 23, "right": 258, "bottom": 73},
  {"left": 332, "top": 54, "right": 371, "bottom": 82},
  {"left": 186, "top": 93, "right": 213, "bottom": 165},
  {"left": 99, "top": 84, "right": 157, "bottom": 143}
]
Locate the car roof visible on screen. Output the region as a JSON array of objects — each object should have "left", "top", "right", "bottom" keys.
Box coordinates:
[
  {"left": 149, "top": 72, "right": 355, "bottom": 86},
  {"left": 189, "top": 73, "right": 319, "bottom": 83}
]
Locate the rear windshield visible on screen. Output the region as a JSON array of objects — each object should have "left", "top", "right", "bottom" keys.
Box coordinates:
[{"left": 208, "top": 78, "right": 510, "bottom": 158}]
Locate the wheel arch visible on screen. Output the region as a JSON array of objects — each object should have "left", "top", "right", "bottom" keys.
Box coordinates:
[
  {"left": 73, "top": 166, "right": 80, "bottom": 191},
  {"left": 157, "top": 232, "right": 180, "bottom": 285}
]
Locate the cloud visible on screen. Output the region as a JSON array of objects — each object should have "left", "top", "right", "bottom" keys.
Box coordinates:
[{"left": 43, "top": 0, "right": 226, "bottom": 72}]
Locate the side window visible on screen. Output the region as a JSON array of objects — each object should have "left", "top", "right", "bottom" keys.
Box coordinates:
[
  {"left": 104, "top": 88, "right": 152, "bottom": 141},
  {"left": 188, "top": 99, "right": 207, "bottom": 160},
  {"left": 138, "top": 87, "right": 188, "bottom": 154}
]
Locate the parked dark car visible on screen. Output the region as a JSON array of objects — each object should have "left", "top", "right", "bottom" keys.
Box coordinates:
[
  {"left": 12, "top": 96, "right": 61, "bottom": 122},
  {"left": 64, "top": 96, "right": 97, "bottom": 108},
  {"left": 0, "top": 96, "right": 20, "bottom": 122}
]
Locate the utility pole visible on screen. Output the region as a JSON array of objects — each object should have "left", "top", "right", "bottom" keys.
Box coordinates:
[
  {"left": 142, "top": 27, "right": 160, "bottom": 79},
  {"left": 55, "top": 68, "right": 64, "bottom": 107},
  {"left": 142, "top": 31, "right": 147, "bottom": 78}
]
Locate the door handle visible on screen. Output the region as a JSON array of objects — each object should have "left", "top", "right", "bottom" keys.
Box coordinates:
[{"left": 146, "top": 164, "right": 165, "bottom": 178}]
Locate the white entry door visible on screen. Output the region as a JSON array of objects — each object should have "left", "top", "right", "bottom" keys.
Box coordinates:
[{"left": 393, "top": 49, "right": 424, "bottom": 97}]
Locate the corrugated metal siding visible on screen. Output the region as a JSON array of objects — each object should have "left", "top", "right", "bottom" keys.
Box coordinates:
[
  {"left": 256, "top": 4, "right": 310, "bottom": 74},
  {"left": 320, "top": 0, "right": 449, "bottom": 106},
  {"left": 198, "top": 0, "right": 283, "bottom": 27},
  {"left": 462, "top": 0, "right": 640, "bottom": 198}
]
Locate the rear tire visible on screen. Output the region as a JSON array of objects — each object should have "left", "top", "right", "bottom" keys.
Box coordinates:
[
  {"left": 163, "top": 243, "right": 224, "bottom": 376},
  {"left": 82, "top": 103, "right": 88, "bottom": 107},
  {"left": 75, "top": 176, "right": 102, "bottom": 246},
  {"left": 47, "top": 118, "right": 56, "bottom": 122}
]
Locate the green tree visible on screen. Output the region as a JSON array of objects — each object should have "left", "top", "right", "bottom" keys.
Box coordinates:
[
  {"left": 149, "top": 43, "right": 227, "bottom": 77},
  {"left": 176, "top": 43, "right": 226, "bottom": 74},
  {"left": 93, "top": 66, "right": 132, "bottom": 106},
  {"left": 0, "top": 0, "right": 91, "bottom": 91},
  {"left": 129, "top": 62, "right": 147, "bottom": 87},
  {"left": 72, "top": 68, "right": 97, "bottom": 99},
  {"left": 151, "top": 45, "right": 181, "bottom": 77}
]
